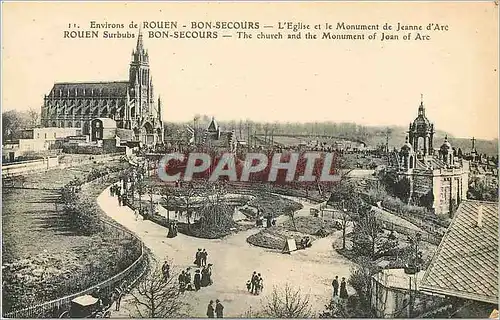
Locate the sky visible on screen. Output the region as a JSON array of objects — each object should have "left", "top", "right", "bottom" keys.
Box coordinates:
[{"left": 2, "top": 2, "right": 498, "bottom": 140}]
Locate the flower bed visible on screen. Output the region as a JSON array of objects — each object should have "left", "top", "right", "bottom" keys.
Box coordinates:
[{"left": 247, "top": 227, "right": 317, "bottom": 250}]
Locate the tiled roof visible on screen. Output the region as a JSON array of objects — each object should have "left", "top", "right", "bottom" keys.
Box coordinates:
[
  {"left": 420, "top": 200, "right": 498, "bottom": 304},
  {"left": 49, "top": 81, "right": 130, "bottom": 98}
]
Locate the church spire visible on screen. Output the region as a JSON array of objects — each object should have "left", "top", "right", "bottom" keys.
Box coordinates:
[{"left": 136, "top": 28, "right": 144, "bottom": 54}]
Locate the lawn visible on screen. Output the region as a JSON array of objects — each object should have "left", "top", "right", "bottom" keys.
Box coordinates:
[{"left": 2, "top": 159, "right": 134, "bottom": 314}]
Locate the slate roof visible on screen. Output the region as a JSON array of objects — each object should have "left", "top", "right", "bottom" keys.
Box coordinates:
[
  {"left": 420, "top": 200, "right": 499, "bottom": 304},
  {"left": 49, "top": 81, "right": 130, "bottom": 98}
]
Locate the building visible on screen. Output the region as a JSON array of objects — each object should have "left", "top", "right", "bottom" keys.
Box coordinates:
[
  {"left": 371, "top": 268, "right": 426, "bottom": 318},
  {"left": 394, "top": 98, "right": 469, "bottom": 216},
  {"left": 40, "top": 30, "right": 163, "bottom": 146},
  {"left": 201, "top": 117, "right": 237, "bottom": 153},
  {"left": 420, "top": 200, "right": 498, "bottom": 304}
]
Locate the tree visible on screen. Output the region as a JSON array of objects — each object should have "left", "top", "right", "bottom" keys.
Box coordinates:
[
  {"left": 2, "top": 110, "right": 30, "bottom": 142},
  {"left": 27, "top": 107, "right": 40, "bottom": 128},
  {"left": 467, "top": 176, "right": 498, "bottom": 202},
  {"left": 131, "top": 259, "right": 185, "bottom": 318},
  {"left": 262, "top": 283, "right": 312, "bottom": 318},
  {"left": 351, "top": 210, "right": 393, "bottom": 260},
  {"left": 319, "top": 298, "right": 350, "bottom": 318},
  {"left": 346, "top": 257, "right": 378, "bottom": 318},
  {"left": 174, "top": 186, "right": 199, "bottom": 231}
]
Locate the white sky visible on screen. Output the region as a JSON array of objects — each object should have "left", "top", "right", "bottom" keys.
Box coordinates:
[{"left": 2, "top": 2, "right": 498, "bottom": 139}]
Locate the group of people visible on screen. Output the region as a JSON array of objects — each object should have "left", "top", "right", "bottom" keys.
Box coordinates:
[
  {"left": 194, "top": 248, "right": 209, "bottom": 267},
  {"left": 109, "top": 183, "right": 128, "bottom": 207},
  {"left": 178, "top": 264, "right": 213, "bottom": 292},
  {"left": 331, "top": 276, "right": 349, "bottom": 299},
  {"left": 167, "top": 221, "right": 179, "bottom": 238},
  {"left": 299, "top": 236, "right": 312, "bottom": 249},
  {"left": 246, "top": 271, "right": 264, "bottom": 295},
  {"left": 206, "top": 299, "right": 224, "bottom": 318},
  {"left": 109, "top": 184, "right": 122, "bottom": 197}
]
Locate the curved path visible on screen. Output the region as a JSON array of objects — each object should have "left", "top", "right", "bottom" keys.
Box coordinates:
[{"left": 98, "top": 187, "right": 355, "bottom": 318}]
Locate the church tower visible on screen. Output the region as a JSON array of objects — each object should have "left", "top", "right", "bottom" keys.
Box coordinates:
[
  {"left": 129, "top": 30, "right": 154, "bottom": 123},
  {"left": 408, "top": 95, "right": 435, "bottom": 157}
]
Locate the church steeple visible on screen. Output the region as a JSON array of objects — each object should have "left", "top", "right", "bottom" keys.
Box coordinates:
[{"left": 136, "top": 28, "right": 144, "bottom": 53}]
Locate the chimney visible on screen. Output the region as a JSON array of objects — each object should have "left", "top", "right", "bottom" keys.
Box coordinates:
[{"left": 476, "top": 205, "right": 484, "bottom": 228}]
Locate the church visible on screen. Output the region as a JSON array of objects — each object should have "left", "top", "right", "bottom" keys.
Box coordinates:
[
  {"left": 40, "top": 31, "right": 163, "bottom": 146},
  {"left": 395, "top": 97, "right": 469, "bottom": 217}
]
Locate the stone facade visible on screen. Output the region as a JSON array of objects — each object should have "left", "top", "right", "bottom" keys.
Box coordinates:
[
  {"left": 397, "top": 99, "right": 469, "bottom": 216},
  {"left": 40, "top": 31, "right": 163, "bottom": 146}
]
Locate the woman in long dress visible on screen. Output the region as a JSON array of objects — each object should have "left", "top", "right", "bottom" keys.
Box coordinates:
[
  {"left": 339, "top": 277, "right": 348, "bottom": 299},
  {"left": 201, "top": 267, "right": 210, "bottom": 287}
]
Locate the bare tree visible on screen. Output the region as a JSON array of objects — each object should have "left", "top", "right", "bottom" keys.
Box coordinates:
[
  {"left": 262, "top": 283, "right": 312, "bottom": 318},
  {"left": 174, "top": 186, "right": 199, "bottom": 231},
  {"left": 27, "top": 107, "right": 40, "bottom": 128},
  {"left": 130, "top": 260, "right": 185, "bottom": 318}
]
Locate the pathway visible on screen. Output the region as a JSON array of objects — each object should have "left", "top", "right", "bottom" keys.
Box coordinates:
[{"left": 97, "top": 187, "right": 356, "bottom": 318}]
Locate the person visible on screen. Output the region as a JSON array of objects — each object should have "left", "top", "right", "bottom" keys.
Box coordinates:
[
  {"left": 339, "top": 277, "right": 348, "bottom": 299},
  {"left": 215, "top": 299, "right": 224, "bottom": 318},
  {"left": 207, "top": 300, "right": 215, "bottom": 318},
  {"left": 207, "top": 263, "right": 214, "bottom": 285},
  {"left": 201, "top": 249, "right": 208, "bottom": 267},
  {"left": 185, "top": 268, "right": 193, "bottom": 291},
  {"left": 250, "top": 271, "right": 257, "bottom": 294},
  {"left": 113, "top": 284, "right": 124, "bottom": 311},
  {"left": 194, "top": 249, "right": 202, "bottom": 267},
  {"left": 162, "top": 261, "right": 170, "bottom": 280},
  {"left": 332, "top": 276, "right": 339, "bottom": 297},
  {"left": 201, "top": 266, "right": 210, "bottom": 287},
  {"left": 91, "top": 287, "right": 104, "bottom": 311},
  {"left": 255, "top": 273, "right": 264, "bottom": 295},
  {"left": 178, "top": 271, "right": 186, "bottom": 293},
  {"left": 194, "top": 269, "right": 202, "bottom": 291},
  {"left": 117, "top": 194, "right": 122, "bottom": 206},
  {"left": 246, "top": 280, "right": 251, "bottom": 292}
]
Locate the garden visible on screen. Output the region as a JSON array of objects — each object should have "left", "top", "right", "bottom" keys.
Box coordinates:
[{"left": 2, "top": 159, "right": 139, "bottom": 315}]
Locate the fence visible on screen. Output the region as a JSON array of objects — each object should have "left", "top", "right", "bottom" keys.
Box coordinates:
[
  {"left": 319, "top": 205, "right": 442, "bottom": 246},
  {"left": 377, "top": 220, "right": 442, "bottom": 246},
  {"left": 1, "top": 153, "right": 125, "bottom": 179},
  {"left": 3, "top": 170, "right": 148, "bottom": 319}
]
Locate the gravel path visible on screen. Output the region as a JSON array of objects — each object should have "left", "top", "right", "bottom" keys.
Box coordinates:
[{"left": 98, "top": 187, "right": 356, "bottom": 318}]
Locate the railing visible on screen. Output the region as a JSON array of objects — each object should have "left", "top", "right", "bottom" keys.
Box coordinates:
[
  {"left": 3, "top": 171, "right": 148, "bottom": 319},
  {"left": 377, "top": 220, "right": 442, "bottom": 246}
]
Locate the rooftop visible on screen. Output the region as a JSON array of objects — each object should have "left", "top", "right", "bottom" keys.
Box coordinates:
[
  {"left": 372, "top": 268, "right": 426, "bottom": 291},
  {"left": 49, "top": 81, "right": 129, "bottom": 97},
  {"left": 420, "top": 200, "right": 498, "bottom": 304}
]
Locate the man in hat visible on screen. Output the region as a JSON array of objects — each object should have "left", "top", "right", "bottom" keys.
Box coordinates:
[
  {"left": 206, "top": 300, "right": 215, "bottom": 318},
  {"left": 250, "top": 271, "right": 257, "bottom": 294},
  {"left": 195, "top": 249, "right": 202, "bottom": 267},
  {"left": 332, "top": 276, "right": 339, "bottom": 297},
  {"left": 201, "top": 249, "right": 208, "bottom": 267},
  {"left": 215, "top": 299, "right": 224, "bottom": 318}
]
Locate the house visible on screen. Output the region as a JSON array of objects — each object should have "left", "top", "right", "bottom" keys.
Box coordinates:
[{"left": 420, "top": 200, "right": 498, "bottom": 314}]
